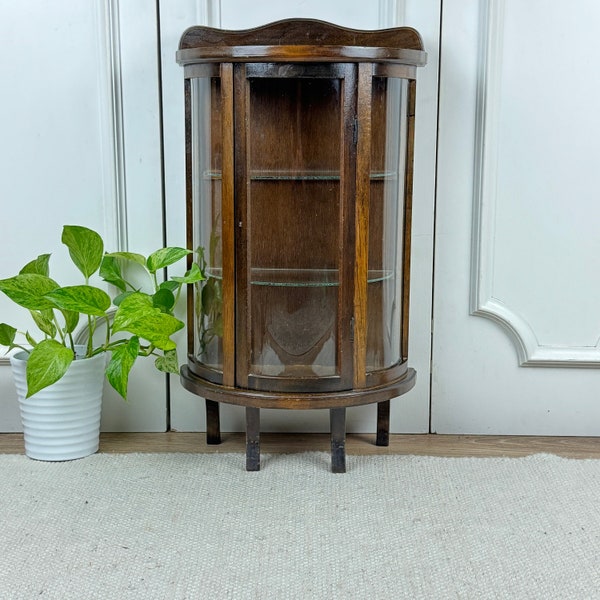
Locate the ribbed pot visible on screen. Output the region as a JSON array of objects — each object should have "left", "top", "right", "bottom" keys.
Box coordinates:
[{"left": 10, "top": 350, "right": 105, "bottom": 461}]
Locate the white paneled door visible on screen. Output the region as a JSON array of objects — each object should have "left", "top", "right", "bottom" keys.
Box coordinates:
[{"left": 433, "top": 0, "right": 600, "bottom": 434}]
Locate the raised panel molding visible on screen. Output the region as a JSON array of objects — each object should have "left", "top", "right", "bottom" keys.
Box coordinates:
[
  {"left": 379, "top": 0, "right": 406, "bottom": 26},
  {"left": 197, "top": 0, "right": 221, "bottom": 26},
  {"left": 0, "top": 1, "right": 127, "bottom": 368},
  {"left": 96, "top": 0, "right": 129, "bottom": 252},
  {"left": 470, "top": 0, "right": 600, "bottom": 368}
]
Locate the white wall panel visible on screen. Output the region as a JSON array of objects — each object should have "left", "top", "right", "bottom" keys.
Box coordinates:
[
  {"left": 100, "top": 0, "right": 168, "bottom": 431},
  {"left": 0, "top": 1, "right": 115, "bottom": 430},
  {"left": 0, "top": 1, "right": 167, "bottom": 431}
]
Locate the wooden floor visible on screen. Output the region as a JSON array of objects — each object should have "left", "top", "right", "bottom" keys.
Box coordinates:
[{"left": 1, "top": 432, "right": 600, "bottom": 458}]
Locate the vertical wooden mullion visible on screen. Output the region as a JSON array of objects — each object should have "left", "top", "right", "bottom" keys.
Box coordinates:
[
  {"left": 353, "top": 62, "right": 373, "bottom": 389},
  {"left": 401, "top": 79, "right": 416, "bottom": 361},
  {"left": 337, "top": 64, "right": 358, "bottom": 390},
  {"left": 234, "top": 64, "right": 250, "bottom": 389},
  {"left": 220, "top": 63, "right": 235, "bottom": 387}
]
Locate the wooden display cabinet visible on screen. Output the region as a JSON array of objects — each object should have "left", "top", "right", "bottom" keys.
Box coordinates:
[{"left": 177, "top": 19, "right": 426, "bottom": 472}]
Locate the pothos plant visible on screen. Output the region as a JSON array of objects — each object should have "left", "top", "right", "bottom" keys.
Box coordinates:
[
  {"left": 195, "top": 244, "right": 223, "bottom": 357},
  {"left": 192, "top": 214, "right": 223, "bottom": 359},
  {"left": 0, "top": 225, "right": 203, "bottom": 399}
]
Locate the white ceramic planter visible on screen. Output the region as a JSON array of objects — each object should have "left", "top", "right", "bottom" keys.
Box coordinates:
[{"left": 10, "top": 350, "right": 105, "bottom": 461}]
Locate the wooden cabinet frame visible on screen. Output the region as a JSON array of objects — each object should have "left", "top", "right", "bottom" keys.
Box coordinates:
[{"left": 177, "top": 19, "right": 426, "bottom": 472}]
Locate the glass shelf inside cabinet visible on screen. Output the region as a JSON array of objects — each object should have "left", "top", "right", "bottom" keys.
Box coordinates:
[
  {"left": 204, "top": 267, "right": 394, "bottom": 287},
  {"left": 202, "top": 170, "right": 398, "bottom": 181}
]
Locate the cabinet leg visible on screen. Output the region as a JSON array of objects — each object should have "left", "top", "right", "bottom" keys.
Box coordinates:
[
  {"left": 330, "top": 407, "right": 346, "bottom": 473},
  {"left": 246, "top": 407, "right": 260, "bottom": 472},
  {"left": 376, "top": 400, "right": 390, "bottom": 447},
  {"left": 205, "top": 399, "right": 221, "bottom": 445}
]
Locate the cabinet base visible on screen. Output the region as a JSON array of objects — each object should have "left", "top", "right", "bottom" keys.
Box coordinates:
[{"left": 180, "top": 367, "right": 416, "bottom": 472}]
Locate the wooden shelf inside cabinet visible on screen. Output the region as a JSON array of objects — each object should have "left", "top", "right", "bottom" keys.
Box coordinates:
[{"left": 178, "top": 18, "right": 426, "bottom": 472}]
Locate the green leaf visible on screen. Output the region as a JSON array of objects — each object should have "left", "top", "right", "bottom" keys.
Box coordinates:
[
  {"left": 146, "top": 247, "right": 191, "bottom": 274},
  {"left": 30, "top": 310, "right": 57, "bottom": 338},
  {"left": 211, "top": 315, "right": 223, "bottom": 337},
  {"left": 201, "top": 278, "right": 220, "bottom": 315},
  {"left": 26, "top": 339, "right": 74, "bottom": 397},
  {"left": 0, "top": 274, "right": 59, "bottom": 310},
  {"left": 44, "top": 285, "right": 111, "bottom": 316},
  {"left": 152, "top": 288, "right": 175, "bottom": 313},
  {"left": 112, "top": 292, "right": 184, "bottom": 351},
  {"left": 99, "top": 255, "right": 127, "bottom": 292},
  {"left": 113, "top": 291, "right": 134, "bottom": 307},
  {"left": 61, "top": 225, "right": 104, "bottom": 279},
  {"left": 154, "top": 349, "right": 180, "bottom": 374},
  {"left": 106, "top": 336, "right": 140, "bottom": 400},
  {"left": 209, "top": 231, "right": 219, "bottom": 265},
  {"left": 171, "top": 262, "right": 205, "bottom": 284},
  {"left": 62, "top": 310, "right": 80, "bottom": 334},
  {"left": 104, "top": 252, "right": 147, "bottom": 267},
  {"left": 195, "top": 247, "right": 207, "bottom": 274},
  {"left": 25, "top": 331, "right": 38, "bottom": 347},
  {"left": 159, "top": 280, "right": 180, "bottom": 293},
  {"left": 20, "top": 254, "right": 51, "bottom": 276},
  {"left": 0, "top": 323, "right": 17, "bottom": 347}
]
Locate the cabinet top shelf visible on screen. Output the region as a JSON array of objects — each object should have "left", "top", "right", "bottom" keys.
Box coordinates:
[{"left": 177, "top": 18, "right": 427, "bottom": 67}]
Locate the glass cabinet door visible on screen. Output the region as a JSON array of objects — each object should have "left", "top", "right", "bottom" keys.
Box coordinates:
[{"left": 237, "top": 64, "right": 354, "bottom": 392}]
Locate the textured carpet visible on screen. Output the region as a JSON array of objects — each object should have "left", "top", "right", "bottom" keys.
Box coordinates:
[{"left": 1, "top": 452, "right": 599, "bottom": 599}]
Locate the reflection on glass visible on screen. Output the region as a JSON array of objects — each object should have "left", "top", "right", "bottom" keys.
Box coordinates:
[
  {"left": 247, "top": 76, "right": 342, "bottom": 379},
  {"left": 191, "top": 77, "right": 223, "bottom": 370},
  {"left": 367, "top": 77, "right": 408, "bottom": 371}
]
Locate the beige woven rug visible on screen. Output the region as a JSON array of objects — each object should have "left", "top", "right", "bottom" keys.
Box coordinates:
[{"left": 1, "top": 452, "right": 599, "bottom": 599}]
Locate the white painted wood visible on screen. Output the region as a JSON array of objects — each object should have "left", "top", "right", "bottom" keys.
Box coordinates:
[
  {"left": 470, "top": 0, "right": 600, "bottom": 368},
  {"left": 101, "top": 0, "right": 168, "bottom": 431},
  {"left": 0, "top": 1, "right": 167, "bottom": 431},
  {"left": 433, "top": 0, "right": 600, "bottom": 434},
  {"left": 159, "top": 0, "right": 220, "bottom": 434},
  {"left": 0, "top": 1, "right": 118, "bottom": 431},
  {"left": 163, "top": 0, "right": 439, "bottom": 433},
  {"left": 95, "top": 0, "right": 129, "bottom": 252}
]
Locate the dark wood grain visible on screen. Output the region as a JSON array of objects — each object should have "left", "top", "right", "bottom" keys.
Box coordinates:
[
  {"left": 245, "top": 407, "right": 260, "bottom": 471},
  {"left": 330, "top": 407, "right": 347, "bottom": 473},
  {"left": 376, "top": 400, "right": 391, "bottom": 446},
  {"left": 221, "top": 62, "right": 236, "bottom": 387},
  {"left": 179, "top": 20, "right": 426, "bottom": 465},
  {"left": 353, "top": 62, "right": 373, "bottom": 389},
  {"left": 205, "top": 399, "right": 221, "bottom": 444},
  {"left": 179, "top": 18, "right": 425, "bottom": 51},
  {"left": 234, "top": 63, "right": 250, "bottom": 389},
  {"left": 181, "top": 366, "right": 416, "bottom": 410}
]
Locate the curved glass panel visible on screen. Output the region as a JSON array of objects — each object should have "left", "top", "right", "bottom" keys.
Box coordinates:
[
  {"left": 367, "top": 77, "right": 408, "bottom": 371},
  {"left": 191, "top": 76, "right": 223, "bottom": 370}
]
